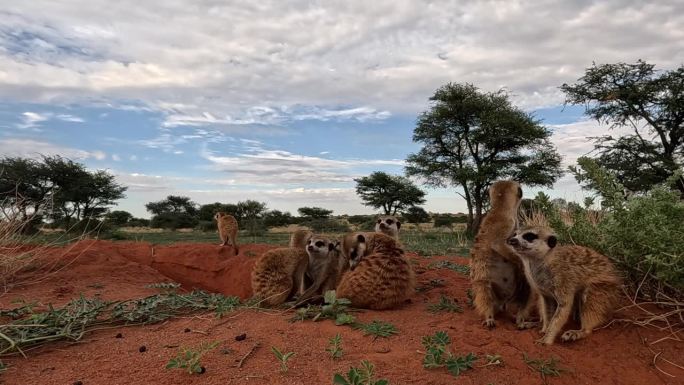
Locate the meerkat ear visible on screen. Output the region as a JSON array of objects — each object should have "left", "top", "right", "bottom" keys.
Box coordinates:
[
  {"left": 517, "top": 186, "right": 523, "bottom": 199},
  {"left": 356, "top": 234, "right": 366, "bottom": 243},
  {"left": 333, "top": 241, "right": 341, "bottom": 251},
  {"left": 396, "top": 220, "right": 401, "bottom": 229},
  {"left": 547, "top": 235, "right": 557, "bottom": 249}
]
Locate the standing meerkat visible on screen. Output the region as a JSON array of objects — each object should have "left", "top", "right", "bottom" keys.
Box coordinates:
[
  {"left": 470, "top": 180, "right": 536, "bottom": 329},
  {"left": 508, "top": 226, "right": 621, "bottom": 345},
  {"left": 214, "top": 212, "right": 239, "bottom": 253},
  {"left": 289, "top": 229, "right": 313, "bottom": 249},
  {"left": 375, "top": 215, "right": 401, "bottom": 240},
  {"left": 295, "top": 236, "right": 343, "bottom": 304},
  {"left": 337, "top": 232, "right": 415, "bottom": 310},
  {"left": 251, "top": 247, "right": 308, "bottom": 306}
]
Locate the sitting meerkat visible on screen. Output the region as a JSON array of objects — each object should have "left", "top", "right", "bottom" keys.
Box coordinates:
[
  {"left": 250, "top": 247, "right": 308, "bottom": 306},
  {"left": 295, "top": 236, "right": 343, "bottom": 304},
  {"left": 375, "top": 215, "right": 401, "bottom": 240},
  {"left": 289, "top": 229, "right": 313, "bottom": 249},
  {"left": 508, "top": 226, "right": 621, "bottom": 345},
  {"left": 337, "top": 232, "right": 415, "bottom": 310},
  {"left": 470, "top": 180, "right": 536, "bottom": 329},
  {"left": 214, "top": 212, "right": 239, "bottom": 253}
]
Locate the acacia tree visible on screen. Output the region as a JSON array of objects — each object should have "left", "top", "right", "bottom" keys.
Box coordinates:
[
  {"left": 561, "top": 61, "right": 684, "bottom": 196},
  {"left": 146, "top": 195, "right": 199, "bottom": 230},
  {"left": 355, "top": 171, "right": 426, "bottom": 215},
  {"left": 406, "top": 83, "right": 563, "bottom": 234},
  {"left": 298, "top": 206, "right": 332, "bottom": 219}
]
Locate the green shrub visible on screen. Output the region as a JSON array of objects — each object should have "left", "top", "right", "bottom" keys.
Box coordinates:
[
  {"left": 535, "top": 171, "right": 684, "bottom": 297},
  {"left": 196, "top": 220, "right": 216, "bottom": 232}
]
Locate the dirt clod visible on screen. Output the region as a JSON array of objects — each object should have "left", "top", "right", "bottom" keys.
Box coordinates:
[
  {"left": 115, "top": 333, "right": 123, "bottom": 338},
  {"left": 138, "top": 346, "right": 147, "bottom": 353},
  {"left": 235, "top": 333, "right": 247, "bottom": 341}
]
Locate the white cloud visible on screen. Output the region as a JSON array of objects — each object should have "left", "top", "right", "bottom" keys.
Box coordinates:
[
  {"left": 0, "top": 138, "right": 105, "bottom": 160},
  {"left": 111, "top": 154, "right": 121, "bottom": 161},
  {"left": 1, "top": 1, "right": 680, "bottom": 119},
  {"left": 129, "top": 155, "right": 138, "bottom": 161},
  {"left": 16, "top": 111, "right": 85, "bottom": 129},
  {"left": 549, "top": 119, "right": 633, "bottom": 167},
  {"left": 201, "top": 143, "right": 404, "bottom": 185}
]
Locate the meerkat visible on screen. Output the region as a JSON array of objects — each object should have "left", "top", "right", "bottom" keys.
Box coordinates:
[
  {"left": 469, "top": 180, "right": 536, "bottom": 329},
  {"left": 214, "top": 212, "right": 239, "bottom": 253},
  {"left": 375, "top": 215, "right": 401, "bottom": 240},
  {"left": 295, "top": 236, "right": 344, "bottom": 304},
  {"left": 508, "top": 226, "right": 621, "bottom": 345},
  {"left": 250, "top": 247, "right": 309, "bottom": 306},
  {"left": 336, "top": 232, "right": 415, "bottom": 310},
  {"left": 289, "top": 229, "right": 313, "bottom": 249}
]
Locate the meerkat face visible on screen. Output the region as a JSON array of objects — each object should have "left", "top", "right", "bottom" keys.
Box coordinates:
[
  {"left": 306, "top": 237, "right": 336, "bottom": 259},
  {"left": 488, "top": 180, "right": 523, "bottom": 207},
  {"left": 342, "top": 232, "right": 371, "bottom": 270},
  {"left": 375, "top": 215, "right": 400, "bottom": 237},
  {"left": 507, "top": 226, "right": 557, "bottom": 260}
]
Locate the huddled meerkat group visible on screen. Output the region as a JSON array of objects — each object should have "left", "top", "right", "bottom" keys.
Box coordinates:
[
  {"left": 221, "top": 187, "right": 620, "bottom": 345},
  {"left": 250, "top": 214, "right": 414, "bottom": 309},
  {"left": 470, "top": 180, "right": 621, "bottom": 345}
]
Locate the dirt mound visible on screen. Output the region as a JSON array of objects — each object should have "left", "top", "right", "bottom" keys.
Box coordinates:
[{"left": 1, "top": 242, "right": 682, "bottom": 385}]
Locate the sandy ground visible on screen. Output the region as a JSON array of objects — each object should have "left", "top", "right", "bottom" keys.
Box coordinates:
[{"left": 1, "top": 240, "right": 682, "bottom": 385}]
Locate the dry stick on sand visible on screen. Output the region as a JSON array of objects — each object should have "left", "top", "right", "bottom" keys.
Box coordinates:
[{"left": 237, "top": 342, "right": 260, "bottom": 368}]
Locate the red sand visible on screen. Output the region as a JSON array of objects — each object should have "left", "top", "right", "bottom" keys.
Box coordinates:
[{"left": 1, "top": 240, "right": 682, "bottom": 385}]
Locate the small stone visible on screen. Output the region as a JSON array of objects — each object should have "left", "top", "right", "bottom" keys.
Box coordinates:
[
  {"left": 115, "top": 333, "right": 123, "bottom": 338},
  {"left": 199, "top": 366, "right": 206, "bottom": 374},
  {"left": 184, "top": 328, "right": 191, "bottom": 333},
  {"left": 235, "top": 333, "right": 247, "bottom": 341},
  {"left": 139, "top": 345, "right": 147, "bottom": 353}
]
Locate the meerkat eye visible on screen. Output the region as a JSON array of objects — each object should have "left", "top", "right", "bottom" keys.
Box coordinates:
[
  {"left": 522, "top": 232, "right": 538, "bottom": 242},
  {"left": 386, "top": 219, "right": 394, "bottom": 225},
  {"left": 315, "top": 241, "right": 325, "bottom": 248}
]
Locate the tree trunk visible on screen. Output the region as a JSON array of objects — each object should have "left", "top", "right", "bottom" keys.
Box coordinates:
[{"left": 461, "top": 184, "right": 475, "bottom": 236}]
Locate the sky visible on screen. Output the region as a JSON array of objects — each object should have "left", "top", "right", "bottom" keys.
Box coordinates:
[{"left": 1, "top": 1, "right": 683, "bottom": 218}]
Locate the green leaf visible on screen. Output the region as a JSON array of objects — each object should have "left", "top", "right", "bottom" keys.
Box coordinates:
[{"left": 333, "top": 373, "right": 350, "bottom": 385}]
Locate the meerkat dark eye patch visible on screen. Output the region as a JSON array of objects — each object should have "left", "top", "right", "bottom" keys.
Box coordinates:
[
  {"left": 547, "top": 235, "right": 557, "bottom": 248},
  {"left": 386, "top": 219, "right": 394, "bottom": 225},
  {"left": 522, "top": 232, "right": 538, "bottom": 242},
  {"left": 328, "top": 243, "right": 336, "bottom": 251},
  {"left": 396, "top": 221, "right": 401, "bottom": 229},
  {"left": 315, "top": 241, "right": 325, "bottom": 248}
]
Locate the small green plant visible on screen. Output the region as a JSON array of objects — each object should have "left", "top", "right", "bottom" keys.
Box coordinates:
[
  {"left": 333, "top": 360, "right": 389, "bottom": 385},
  {"left": 165, "top": 341, "right": 219, "bottom": 374},
  {"left": 291, "top": 291, "right": 355, "bottom": 324},
  {"left": 354, "top": 320, "right": 398, "bottom": 340},
  {"left": 523, "top": 354, "right": 564, "bottom": 384},
  {"left": 326, "top": 333, "right": 343, "bottom": 359},
  {"left": 427, "top": 260, "right": 470, "bottom": 275},
  {"left": 422, "top": 331, "right": 477, "bottom": 377},
  {"left": 427, "top": 295, "right": 463, "bottom": 313},
  {"left": 271, "top": 346, "right": 295, "bottom": 372}
]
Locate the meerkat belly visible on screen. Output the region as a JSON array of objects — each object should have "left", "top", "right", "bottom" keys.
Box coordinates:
[{"left": 520, "top": 258, "right": 541, "bottom": 293}]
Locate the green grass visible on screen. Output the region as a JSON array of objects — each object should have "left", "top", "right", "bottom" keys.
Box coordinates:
[
  {"left": 22, "top": 228, "right": 472, "bottom": 257},
  {"left": 427, "top": 295, "right": 463, "bottom": 313}
]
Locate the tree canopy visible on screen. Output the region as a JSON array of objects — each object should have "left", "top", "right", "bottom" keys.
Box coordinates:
[
  {"left": 355, "top": 171, "right": 426, "bottom": 215},
  {"left": 0, "top": 156, "right": 126, "bottom": 230},
  {"left": 561, "top": 60, "right": 684, "bottom": 196},
  {"left": 405, "top": 83, "right": 563, "bottom": 233},
  {"left": 298, "top": 206, "right": 332, "bottom": 219}
]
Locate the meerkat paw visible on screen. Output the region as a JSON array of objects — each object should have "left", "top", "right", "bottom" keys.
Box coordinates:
[
  {"left": 482, "top": 318, "right": 496, "bottom": 328},
  {"left": 561, "top": 330, "right": 586, "bottom": 342}
]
